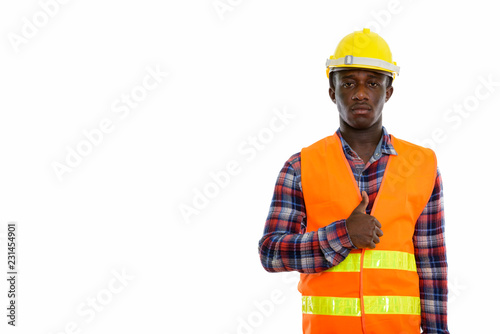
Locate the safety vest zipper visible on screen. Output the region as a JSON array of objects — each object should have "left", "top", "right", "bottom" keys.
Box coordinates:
[
  {"left": 358, "top": 174, "right": 367, "bottom": 333},
  {"left": 360, "top": 248, "right": 366, "bottom": 333}
]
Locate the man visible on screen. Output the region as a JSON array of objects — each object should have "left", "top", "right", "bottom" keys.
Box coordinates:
[{"left": 258, "top": 28, "right": 449, "bottom": 334}]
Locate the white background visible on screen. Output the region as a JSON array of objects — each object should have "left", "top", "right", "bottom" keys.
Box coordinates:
[{"left": 0, "top": 0, "right": 498, "bottom": 333}]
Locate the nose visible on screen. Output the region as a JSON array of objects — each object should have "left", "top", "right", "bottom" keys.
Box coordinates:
[{"left": 352, "top": 84, "right": 369, "bottom": 101}]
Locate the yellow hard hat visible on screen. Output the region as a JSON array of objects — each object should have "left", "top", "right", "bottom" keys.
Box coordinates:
[{"left": 326, "top": 28, "right": 400, "bottom": 80}]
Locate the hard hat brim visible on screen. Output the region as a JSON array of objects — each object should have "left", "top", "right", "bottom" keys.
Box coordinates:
[
  {"left": 330, "top": 66, "right": 394, "bottom": 78},
  {"left": 327, "top": 65, "right": 397, "bottom": 81}
]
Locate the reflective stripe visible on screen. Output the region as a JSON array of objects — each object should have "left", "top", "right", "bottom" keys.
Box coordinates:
[
  {"left": 365, "top": 250, "right": 416, "bottom": 271},
  {"left": 364, "top": 296, "right": 420, "bottom": 315},
  {"left": 302, "top": 296, "right": 420, "bottom": 316},
  {"left": 325, "top": 253, "right": 361, "bottom": 272},
  {"left": 326, "top": 56, "right": 400, "bottom": 74},
  {"left": 302, "top": 296, "right": 361, "bottom": 317},
  {"left": 324, "top": 250, "right": 416, "bottom": 272}
]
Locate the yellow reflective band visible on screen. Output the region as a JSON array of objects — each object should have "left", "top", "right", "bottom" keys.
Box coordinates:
[
  {"left": 364, "top": 250, "right": 417, "bottom": 272},
  {"left": 324, "top": 253, "right": 361, "bottom": 272},
  {"left": 324, "top": 250, "right": 416, "bottom": 272},
  {"left": 302, "top": 296, "right": 361, "bottom": 317},
  {"left": 364, "top": 296, "right": 421, "bottom": 315},
  {"left": 302, "top": 296, "right": 420, "bottom": 316}
]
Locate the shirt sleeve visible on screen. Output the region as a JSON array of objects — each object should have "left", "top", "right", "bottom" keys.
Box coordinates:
[
  {"left": 258, "top": 153, "right": 356, "bottom": 274},
  {"left": 413, "top": 167, "right": 450, "bottom": 334}
]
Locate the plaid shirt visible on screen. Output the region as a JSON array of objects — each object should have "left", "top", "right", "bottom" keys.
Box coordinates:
[{"left": 258, "top": 126, "right": 449, "bottom": 334}]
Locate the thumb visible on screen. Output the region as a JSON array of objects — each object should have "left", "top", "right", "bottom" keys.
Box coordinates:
[{"left": 353, "top": 191, "right": 369, "bottom": 213}]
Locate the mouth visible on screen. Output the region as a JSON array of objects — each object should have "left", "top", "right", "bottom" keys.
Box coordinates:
[{"left": 351, "top": 105, "right": 372, "bottom": 115}]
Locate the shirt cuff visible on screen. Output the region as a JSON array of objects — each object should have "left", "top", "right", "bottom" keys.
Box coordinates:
[{"left": 325, "top": 218, "right": 357, "bottom": 250}]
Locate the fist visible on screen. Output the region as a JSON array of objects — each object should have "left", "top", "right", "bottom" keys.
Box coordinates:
[{"left": 346, "top": 191, "right": 383, "bottom": 249}]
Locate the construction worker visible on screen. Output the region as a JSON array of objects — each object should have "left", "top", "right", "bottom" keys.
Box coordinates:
[{"left": 258, "top": 28, "right": 449, "bottom": 334}]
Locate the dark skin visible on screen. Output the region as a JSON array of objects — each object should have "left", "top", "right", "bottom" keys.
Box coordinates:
[{"left": 328, "top": 69, "right": 394, "bottom": 249}]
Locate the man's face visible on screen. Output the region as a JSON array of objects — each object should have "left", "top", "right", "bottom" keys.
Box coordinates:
[{"left": 329, "top": 69, "right": 394, "bottom": 130}]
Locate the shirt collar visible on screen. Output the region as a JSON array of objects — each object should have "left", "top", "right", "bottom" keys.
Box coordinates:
[{"left": 335, "top": 126, "right": 398, "bottom": 158}]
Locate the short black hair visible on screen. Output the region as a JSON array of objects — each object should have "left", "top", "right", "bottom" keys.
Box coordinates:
[{"left": 329, "top": 70, "right": 393, "bottom": 89}]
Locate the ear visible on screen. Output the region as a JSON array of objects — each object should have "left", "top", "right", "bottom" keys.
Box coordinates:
[
  {"left": 329, "top": 86, "right": 336, "bottom": 104},
  {"left": 385, "top": 86, "right": 394, "bottom": 103}
]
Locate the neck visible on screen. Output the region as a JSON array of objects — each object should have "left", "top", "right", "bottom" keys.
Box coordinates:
[{"left": 339, "top": 119, "right": 383, "bottom": 151}]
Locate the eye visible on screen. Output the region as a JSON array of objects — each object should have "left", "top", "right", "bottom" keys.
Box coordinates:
[
  {"left": 368, "top": 82, "right": 379, "bottom": 87},
  {"left": 342, "top": 82, "right": 354, "bottom": 88}
]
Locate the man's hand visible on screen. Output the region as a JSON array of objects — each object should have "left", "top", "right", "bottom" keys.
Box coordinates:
[{"left": 346, "top": 191, "right": 383, "bottom": 249}]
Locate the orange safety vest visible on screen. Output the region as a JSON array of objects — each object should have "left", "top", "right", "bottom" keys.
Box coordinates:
[{"left": 299, "top": 132, "right": 437, "bottom": 334}]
